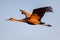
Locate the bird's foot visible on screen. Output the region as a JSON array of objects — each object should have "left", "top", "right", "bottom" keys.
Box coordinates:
[{"left": 46, "top": 24, "right": 52, "bottom": 27}]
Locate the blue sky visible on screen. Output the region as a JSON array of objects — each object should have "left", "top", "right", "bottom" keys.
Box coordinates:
[{"left": 0, "top": 0, "right": 60, "bottom": 40}]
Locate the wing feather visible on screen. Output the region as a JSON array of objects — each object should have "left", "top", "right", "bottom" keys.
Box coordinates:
[
  {"left": 20, "top": 9, "right": 31, "bottom": 18},
  {"left": 30, "top": 6, "right": 53, "bottom": 21}
]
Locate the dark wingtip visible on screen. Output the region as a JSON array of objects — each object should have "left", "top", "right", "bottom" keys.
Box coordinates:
[
  {"left": 19, "top": 9, "right": 24, "bottom": 14},
  {"left": 48, "top": 7, "right": 53, "bottom": 12},
  {"left": 20, "top": 9, "right": 22, "bottom": 11},
  {"left": 45, "top": 6, "right": 53, "bottom": 12}
]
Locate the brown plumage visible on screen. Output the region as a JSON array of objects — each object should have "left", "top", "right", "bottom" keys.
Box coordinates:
[{"left": 7, "top": 6, "right": 53, "bottom": 27}]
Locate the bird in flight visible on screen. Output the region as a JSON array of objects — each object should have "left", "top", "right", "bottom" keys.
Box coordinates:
[{"left": 7, "top": 6, "right": 53, "bottom": 27}]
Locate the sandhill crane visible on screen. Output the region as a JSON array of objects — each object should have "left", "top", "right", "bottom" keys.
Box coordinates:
[{"left": 7, "top": 6, "right": 53, "bottom": 27}]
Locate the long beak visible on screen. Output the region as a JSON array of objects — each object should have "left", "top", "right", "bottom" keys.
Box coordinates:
[{"left": 6, "top": 19, "right": 10, "bottom": 21}]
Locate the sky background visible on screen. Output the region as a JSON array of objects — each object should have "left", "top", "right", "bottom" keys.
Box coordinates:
[{"left": 0, "top": 0, "right": 60, "bottom": 40}]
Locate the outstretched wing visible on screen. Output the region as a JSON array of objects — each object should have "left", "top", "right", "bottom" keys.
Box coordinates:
[
  {"left": 20, "top": 9, "right": 31, "bottom": 18},
  {"left": 29, "top": 6, "right": 53, "bottom": 21}
]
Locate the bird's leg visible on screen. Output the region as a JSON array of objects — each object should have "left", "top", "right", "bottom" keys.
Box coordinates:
[
  {"left": 41, "top": 24, "right": 52, "bottom": 27},
  {"left": 40, "top": 22, "right": 52, "bottom": 27},
  {"left": 40, "top": 22, "right": 45, "bottom": 24}
]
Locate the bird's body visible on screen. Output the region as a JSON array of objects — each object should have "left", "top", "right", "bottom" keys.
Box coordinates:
[{"left": 7, "top": 6, "right": 53, "bottom": 27}]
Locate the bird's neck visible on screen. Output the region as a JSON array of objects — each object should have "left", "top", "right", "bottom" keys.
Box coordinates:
[{"left": 15, "top": 19, "right": 25, "bottom": 22}]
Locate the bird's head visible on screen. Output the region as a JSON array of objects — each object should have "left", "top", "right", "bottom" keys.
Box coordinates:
[{"left": 7, "top": 18, "right": 16, "bottom": 21}]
